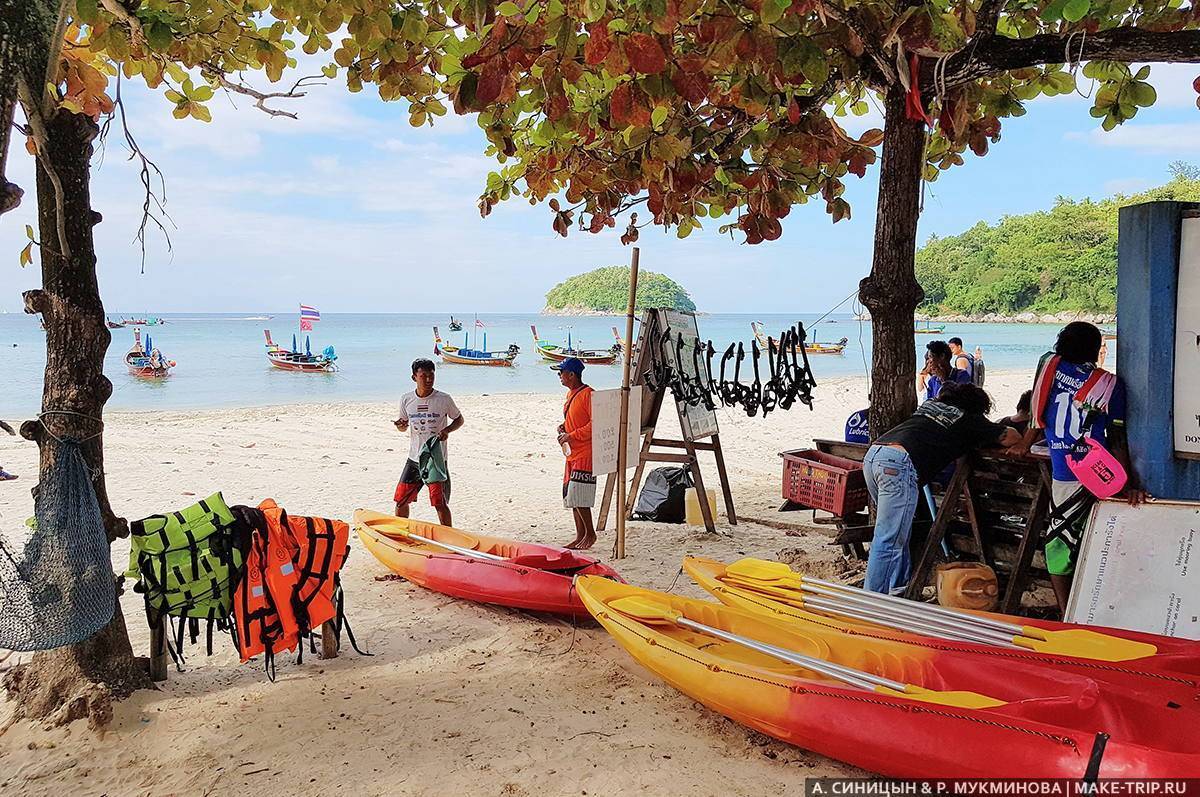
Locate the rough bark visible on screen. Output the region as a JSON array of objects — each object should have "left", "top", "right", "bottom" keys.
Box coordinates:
[
  {"left": 0, "top": 0, "right": 67, "bottom": 215},
  {"left": 2, "top": 108, "right": 150, "bottom": 732},
  {"left": 858, "top": 84, "right": 926, "bottom": 439}
]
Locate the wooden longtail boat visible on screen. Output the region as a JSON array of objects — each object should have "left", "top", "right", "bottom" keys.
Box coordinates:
[
  {"left": 434, "top": 326, "right": 517, "bottom": 367},
  {"left": 125, "top": 328, "right": 175, "bottom": 378},
  {"left": 751, "top": 321, "right": 847, "bottom": 355},
  {"left": 264, "top": 329, "right": 337, "bottom": 372},
  {"left": 530, "top": 325, "right": 619, "bottom": 364},
  {"left": 914, "top": 319, "right": 946, "bottom": 334}
]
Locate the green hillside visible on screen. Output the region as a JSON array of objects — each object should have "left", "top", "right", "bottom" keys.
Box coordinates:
[
  {"left": 916, "top": 176, "right": 1200, "bottom": 316},
  {"left": 544, "top": 266, "right": 697, "bottom": 314}
]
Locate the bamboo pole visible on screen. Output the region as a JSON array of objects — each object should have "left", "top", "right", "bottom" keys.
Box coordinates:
[{"left": 615, "top": 247, "right": 640, "bottom": 559}]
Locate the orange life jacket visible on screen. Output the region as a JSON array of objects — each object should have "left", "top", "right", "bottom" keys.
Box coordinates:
[
  {"left": 258, "top": 499, "right": 351, "bottom": 633},
  {"left": 231, "top": 505, "right": 300, "bottom": 674}
]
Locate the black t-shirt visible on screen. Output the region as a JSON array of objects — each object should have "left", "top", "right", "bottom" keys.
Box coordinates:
[{"left": 875, "top": 400, "right": 1010, "bottom": 483}]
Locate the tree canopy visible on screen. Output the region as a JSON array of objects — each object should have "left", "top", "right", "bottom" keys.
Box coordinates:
[
  {"left": 543, "top": 265, "right": 696, "bottom": 313},
  {"left": 916, "top": 175, "right": 1200, "bottom": 316}
]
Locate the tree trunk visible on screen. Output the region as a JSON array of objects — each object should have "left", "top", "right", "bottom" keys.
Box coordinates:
[
  {"left": 859, "top": 83, "right": 926, "bottom": 439},
  {"left": 2, "top": 108, "right": 150, "bottom": 731}
]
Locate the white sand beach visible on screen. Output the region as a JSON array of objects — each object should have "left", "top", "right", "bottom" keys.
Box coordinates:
[{"left": 0, "top": 373, "right": 1028, "bottom": 796}]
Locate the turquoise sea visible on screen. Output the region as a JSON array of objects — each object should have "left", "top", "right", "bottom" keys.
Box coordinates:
[{"left": 0, "top": 312, "right": 1069, "bottom": 416}]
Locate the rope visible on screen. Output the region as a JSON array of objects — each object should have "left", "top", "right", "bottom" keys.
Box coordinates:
[
  {"left": 38, "top": 411, "right": 105, "bottom": 444},
  {"left": 1065, "top": 30, "right": 1094, "bottom": 100},
  {"left": 811, "top": 287, "right": 862, "bottom": 328}
]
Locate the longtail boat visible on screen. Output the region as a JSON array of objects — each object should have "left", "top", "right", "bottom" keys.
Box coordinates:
[
  {"left": 751, "top": 321, "right": 847, "bottom": 355},
  {"left": 577, "top": 574, "right": 1200, "bottom": 778},
  {"left": 264, "top": 329, "right": 337, "bottom": 372},
  {"left": 914, "top": 319, "right": 946, "bottom": 334},
  {"left": 434, "top": 326, "right": 517, "bottom": 367},
  {"left": 448, "top": 316, "right": 463, "bottom": 332},
  {"left": 106, "top": 318, "right": 125, "bottom": 329},
  {"left": 125, "top": 328, "right": 175, "bottom": 378},
  {"left": 530, "top": 325, "right": 619, "bottom": 365}
]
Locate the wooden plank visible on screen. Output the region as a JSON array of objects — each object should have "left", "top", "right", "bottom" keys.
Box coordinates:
[
  {"left": 1002, "top": 465, "right": 1052, "bottom": 613},
  {"left": 710, "top": 432, "right": 738, "bottom": 525},
  {"left": 596, "top": 472, "right": 617, "bottom": 532},
  {"left": 643, "top": 452, "right": 692, "bottom": 464},
  {"left": 961, "top": 479, "right": 993, "bottom": 570},
  {"left": 904, "top": 461, "right": 969, "bottom": 599},
  {"left": 684, "top": 434, "right": 717, "bottom": 532},
  {"left": 813, "top": 439, "right": 869, "bottom": 462}
]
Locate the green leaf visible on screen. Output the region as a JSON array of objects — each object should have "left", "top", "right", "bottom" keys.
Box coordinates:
[
  {"left": 145, "top": 21, "right": 173, "bottom": 52},
  {"left": 761, "top": 0, "right": 790, "bottom": 25},
  {"left": 1062, "top": 0, "right": 1090, "bottom": 22},
  {"left": 676, "top": 219, "right": 693, "bottom": 238},
  {"left": 191, "top": 85, "right": 214, "bottom": 102},
  {"left": 1127, "top": 81, "right": 1157, "bottom": 107},
  {"left": 75, "top": 0, "right": 99, "bottom": 25},
  {"left": 496, "top": 1, "right": 520, "bottom": 16},
  {"left": 24, "top": 224, "right": 34, "bottom": 240},
  {"left": 1040, "top": 0, "right": 1069, "bottom": 20},
  {"left": 1135, "top": 65, "right": 1151, "bottom": 81},
  {"left": 650, "top": 105, "right": 668, "bottom": 130},
  {"left": 583, "top": 0, "right": 606, "bottom": 24}
]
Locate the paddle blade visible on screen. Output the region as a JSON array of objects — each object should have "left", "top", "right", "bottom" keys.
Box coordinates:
[
  {"left": 609, "top": 596, "right": 681, "bottom": 625},
  {"left": 877, "top": 685, "right": 1006, "bottom": 710},
  {"left": 724, "top": 558, "right": 799, "bottom": 584},
  {"left": 1014, "top": 627, "right": 1158, "bottom": 662}
]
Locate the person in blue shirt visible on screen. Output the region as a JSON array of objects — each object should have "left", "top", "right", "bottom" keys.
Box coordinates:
[
  {"left": 921, "top": 340, "right": 971, "bottom": 399},
  {"left": 1011, "top": 321, "right": 1143, "bottom": 612}
]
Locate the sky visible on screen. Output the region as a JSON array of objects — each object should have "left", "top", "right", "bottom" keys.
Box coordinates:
[{"left": 1, "top": 59, "right": 1198, "bottom": 315}]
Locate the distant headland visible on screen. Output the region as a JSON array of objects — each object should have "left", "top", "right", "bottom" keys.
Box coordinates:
[{"left": 542, "top": 266, "right": 697, "bottom": 316}]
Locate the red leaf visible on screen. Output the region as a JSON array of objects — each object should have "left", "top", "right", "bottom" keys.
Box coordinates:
[
  {"left": 462, "top": 52, "right": 487, "bottom": 69},
  {"left": 1193, "top": 75, "right": 1200, "bottom": 93},
  {"left": 848, "top": 152, "right": 869, "bottom": 177},
  {"left": 610, "top": 83, "right": 633, "bottom": 125},
  {"left": 735, "top": 31, "right": 757, "bottom": 60},
  {"left": 624, "top": 33, "right": 667, "bottom": 75},
  {"left": 787, "top": 98, "right": 800, "bottom": 124},
  {"left": 584, "top": 24, "right": 611, "bottom": 65},
  {"left": 476, "top": 58, "right": 507, "bottom": 106},
  {"left": 761, "top": 218, "right": 782, "bottom": 241},
  {"left": 671, "top": 70, "right": 710, "bottom": 104},
  {"left": 547, "top": 91, "right": 568, "bottom": 121}
]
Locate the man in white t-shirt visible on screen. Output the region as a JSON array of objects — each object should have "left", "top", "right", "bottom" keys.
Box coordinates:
[{"left": 393, "top": 358, "right": 463, "bottom": 526}]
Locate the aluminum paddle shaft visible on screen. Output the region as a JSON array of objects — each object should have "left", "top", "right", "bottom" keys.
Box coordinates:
[{"left": 398, "top": 529, "right": 508, "bottom": 561}]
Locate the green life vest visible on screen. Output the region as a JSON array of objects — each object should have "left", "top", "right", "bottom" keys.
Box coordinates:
[{"left": 127, "top": 492, "right": 245, "bottom": 626}]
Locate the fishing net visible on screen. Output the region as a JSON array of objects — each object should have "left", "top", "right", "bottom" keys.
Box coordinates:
[{"left": 0, "top": 440, "right": 115, "bottom": 651}]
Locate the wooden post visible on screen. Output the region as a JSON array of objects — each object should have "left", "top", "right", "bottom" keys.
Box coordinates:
[
  {"left": 149, "top": 615, "right": 169, "bottom": 682},
  {"left": 320, "top": 620, "right": 340, "bottom": 659},
  {"left": 614, "top": 247, "right": 640, "bottom": 560}
]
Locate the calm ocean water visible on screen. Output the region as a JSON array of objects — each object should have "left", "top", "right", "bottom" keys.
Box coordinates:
[{"left": 0, "top": 312, "right": 1067, "bottom": 416}]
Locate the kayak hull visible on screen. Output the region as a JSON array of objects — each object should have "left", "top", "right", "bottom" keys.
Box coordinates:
[
  {"left": 577, "top": 576, "right": 1200, "bottom": 778},
  {"left": 354, "top": 510, "right": 621, "bottom": 615}
]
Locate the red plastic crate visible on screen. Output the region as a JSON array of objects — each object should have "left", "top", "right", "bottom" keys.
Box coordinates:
[{"left": 781, "top": 449, "right": 868, "bottom": 516}]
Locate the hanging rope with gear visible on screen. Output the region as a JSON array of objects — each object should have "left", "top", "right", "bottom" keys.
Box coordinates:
[{"left": 640, "top": 316, "right": 817, "bottom": 418}]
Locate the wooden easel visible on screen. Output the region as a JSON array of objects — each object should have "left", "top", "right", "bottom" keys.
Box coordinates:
[{"left": 597, "top": 309, "right": 737, "bottom": 534}]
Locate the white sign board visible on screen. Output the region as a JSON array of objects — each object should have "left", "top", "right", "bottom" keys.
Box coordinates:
[
  {"left": 1066, "top": 499, "right": 1199, "bottom": 640},
  {"left": 591, "top": 388, "right": 642, "bottom": 475},
  {"left": 662, "top": 309, "right": 719, "bottom": 441},
  {"left": 1175, "top": 214, "right": 1200, "bottom": 458}
]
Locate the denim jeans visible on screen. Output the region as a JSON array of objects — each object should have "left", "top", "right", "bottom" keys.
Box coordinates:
[{"left": 863, "top": 444, "right": 920, "bottom": 594}]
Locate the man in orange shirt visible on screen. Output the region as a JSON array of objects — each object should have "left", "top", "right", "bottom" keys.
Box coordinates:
[{"left": 554, "top": 358, "right": 596, "bottom": 550}]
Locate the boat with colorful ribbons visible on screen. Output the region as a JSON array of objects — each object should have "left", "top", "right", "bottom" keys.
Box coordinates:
[
  {"left": 751, "top": 321, "right": 847, "bottom": 355},
  {"left": 684, "top": 556, "right": 1200, "bottom": 697},
  {"left": 576, "top": 574, "right": 1200, "bottom": 778},
  {"left": 353, "top": 509, "right": 622, "bottom": 616},
  {"left": 530, "top": 325, "right": 619, "bottom": 365},
  {"left": 125, "top": 328, "right": 175, "bottom": 378},
  {"left": 434, "top": 326, "right": 518, "bottom": 367},
  {"left": 263, "top": 330, "right": 337, "bottom": 372}
]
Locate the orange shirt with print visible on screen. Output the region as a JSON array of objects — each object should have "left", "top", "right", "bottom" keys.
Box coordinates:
[{"left": 562, "top": 384, "right": 593, "bottom": 482}]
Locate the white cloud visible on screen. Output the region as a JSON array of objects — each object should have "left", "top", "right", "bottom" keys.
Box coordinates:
[
  {"left": 1089, "top": 122, "right": 1200, "bottom": 153},
  {"left": 1103, "top": 177, "right": 1153, "bottom": 195}
]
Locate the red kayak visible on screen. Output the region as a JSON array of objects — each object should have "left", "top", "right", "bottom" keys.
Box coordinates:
[{"left": 353, "top": 509, "right": 622, "bottom": 616}]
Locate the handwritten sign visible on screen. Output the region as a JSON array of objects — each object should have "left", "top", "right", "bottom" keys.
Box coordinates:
[
  {"left": 591, "top": 388, "right": 642, "bottom": 475},
  {"left": 1066, "top": 499, "right": 1199, "bottom": 640},
  {"left": 1174, "top": 214, "right": 1200, "bottom": 459}
]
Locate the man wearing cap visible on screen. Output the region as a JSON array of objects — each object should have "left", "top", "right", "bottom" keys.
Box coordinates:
[{"left": 553, "top": 358, "right": 596, "bottom": 550}]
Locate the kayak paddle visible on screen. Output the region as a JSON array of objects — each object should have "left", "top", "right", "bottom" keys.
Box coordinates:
[
  {"left": 722, "top": 559, "right": 1156, "bottom": 663},
  {"left": 607, "top": 595, "right": 1005, "bottom": 710}
]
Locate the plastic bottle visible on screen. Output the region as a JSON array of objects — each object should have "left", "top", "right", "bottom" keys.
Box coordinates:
[{"left": 561, "top": 439, "right": 572, "bottom": 457}]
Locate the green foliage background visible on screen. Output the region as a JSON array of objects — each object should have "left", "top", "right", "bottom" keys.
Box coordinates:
[
  {"left": 544, "top": 266, "right": 697, "bottom": 313},
  {"left": 916, "top": 176, "right": 1200, "bottom": 316}
]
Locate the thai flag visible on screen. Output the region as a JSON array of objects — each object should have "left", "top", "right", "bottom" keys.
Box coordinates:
[
  {"left": 300, "top": 304, "right": 321, "bottom": 322},
  {"left": 475, "top": 319, "right": 485, "bottom": 328}
]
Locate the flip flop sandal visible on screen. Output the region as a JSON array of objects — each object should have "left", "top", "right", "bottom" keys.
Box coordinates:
[{"left": 0, "top": 471, "right": 18, "bottom": 481}]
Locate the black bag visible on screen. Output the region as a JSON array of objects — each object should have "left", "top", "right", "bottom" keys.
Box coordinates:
[{"left": 633, "top": 467, "right": 694, "bottom": 523}]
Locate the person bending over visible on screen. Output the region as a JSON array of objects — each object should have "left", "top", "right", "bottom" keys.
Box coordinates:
[
  {"left": 394, "top": 358, "right": 463, "bottom": 527},
  {"left": 863, "top": 383, "right": 1020, "bottom": 594}
]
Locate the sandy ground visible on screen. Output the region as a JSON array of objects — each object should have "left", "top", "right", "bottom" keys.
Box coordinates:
[{"left": 0, "top": 373, "right": 1027, "bottom": 796}]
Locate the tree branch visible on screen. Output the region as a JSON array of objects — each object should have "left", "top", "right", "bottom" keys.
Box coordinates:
[
  {"left": 945, "top": 27, "right": 1200, "bottom": 87},
  {"left": 974, "top": 0, "right": 1007, "bottom": 40},
  {"left": 16, "top": 76, "right": 70, "bottom": 260},
  {"left": 98, "top": 0, "right": 145, "bottom": 51},
  {"left": 819, "top": 2, "right": 898, "bottom": 86},
  {"left": 203, "top": 65, "right": 324, "bottom": 119}
]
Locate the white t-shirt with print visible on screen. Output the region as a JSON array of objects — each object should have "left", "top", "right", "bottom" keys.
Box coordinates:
[{"left": 398, "top": 389, "right": 461, "bottom": 463}]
